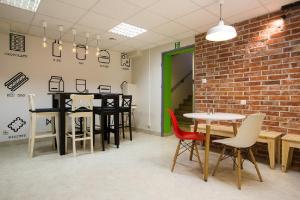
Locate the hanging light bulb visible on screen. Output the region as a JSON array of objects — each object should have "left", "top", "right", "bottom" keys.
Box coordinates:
[
  {"left": 58, "top": 25, "right": 64, "bottom": 51},
  {"left": 42, "top": 21, "right": 47, "bottom": 48},
  {"left": 206, "top": 0, "right": 237, "bottom": 41},
  {"left": 96, "top": 35, "right": 100, "bottom": 57},
  {"left": 72, "top": 29, "right": 77, "bottom": 53},
  {"left": 85, "top": 32, "right": 89, "bottom": 55}
]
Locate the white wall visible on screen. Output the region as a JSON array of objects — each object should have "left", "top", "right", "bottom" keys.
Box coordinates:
[
  {"left": 132, "top": 37, "right": 194, "bottom": 134},
  {"left": 0, "top": 33, "right": 131, "bottom": 142},
  {"left": 172, "top": 53, "right": 193, "bottom": 110}
]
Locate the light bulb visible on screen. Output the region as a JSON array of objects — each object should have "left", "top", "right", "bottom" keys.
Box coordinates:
[
  {"left": 43, "top": 37, "right": 47, "bottom": 42},
  {"left": 59, "top": 40, "right": 63, "bottom": 45},
  {"left": 42, "top": 42, "right": 47, "bottom": 48},
  {"left": 96, "top": 51, "right": 99, "bottom": 56},
  {"left": 85, "top": 49, "right": 89, "bottom": 55},
  {"left": 72, "top": 43, "right": 76, "bottom": 53},
  {"left": 59, "top": 45, "right": 63, "bottom": 50}
]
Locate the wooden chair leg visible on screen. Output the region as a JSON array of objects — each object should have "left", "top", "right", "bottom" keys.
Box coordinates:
[
  {"left": 83, "top": 118, "right": 87, "bottom": 151},
  {"left": 51, "top": 116, "right": 56, "bottom": 150},
  {"left": 72, "top": 117, "right": 76, "bottom": 157},
  {"left": 171, "top": 140, "right": 181, "bottom": 172},
  {"left": 55, "top": 115, "right": 60, "bottom": 153},
  {"left": 28, "top": 115, "right": 32, "bottom": 154},
  {"left": 249, "top": 148, "right": 263, "bottom": 182},
  {"left": 212, "top": 146, "right": 226, "bottom": 176},
  {"left": 90, "top": 116, "right": 94, "bottom": 153},
  {"left": 128, "top": 111, "right": 132, "bottom": 141},
  {"left": 194, "top": 142, "right": 203, "bottom": 172},
  {"left": 30, "top": 115, "right": 36, "bottom": 158},
  {"left": 121, "top": 112, "right": 125, "bottom": 139},
  {"left": 189, "top": 141, "right": 195, "bottom": 161},
  {"left": 236, "top": 149, "right": 242, "bottom": 190}
]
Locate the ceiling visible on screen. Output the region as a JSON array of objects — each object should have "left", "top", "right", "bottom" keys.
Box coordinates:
[{"left": 0, "top": 0, "right": 297, "bottom": 52}]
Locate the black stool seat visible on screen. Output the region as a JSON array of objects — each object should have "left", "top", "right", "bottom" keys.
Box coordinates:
[{"left": 29, "top": 108, "right": 60, "bottom": 113}]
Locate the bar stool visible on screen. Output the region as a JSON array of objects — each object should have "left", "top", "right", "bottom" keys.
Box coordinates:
[
  {"left": 94, "top": 94, "right": 119, "bottom": 151},
  {"left": 28, "top": 94, "right": 60, "bottom": 158},
  {"left": 120, "top": 95, "right": 132, "bottom": 140},
  {"left": 65, "top": 94, "right": 94, "bottom": 156}
]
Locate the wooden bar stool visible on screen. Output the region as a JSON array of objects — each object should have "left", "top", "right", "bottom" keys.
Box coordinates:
[
  {"left": 28, "top": 94, "right": 60, "bottom": 158},
  {"left": 65, "top": 94, "right": 94, "bottom": 156},
  {"left": 120, "top": 95, "right": 132, "bottom": 140},
  {"left": 282, "top": 134, "right": 300, "bottom": 172}
]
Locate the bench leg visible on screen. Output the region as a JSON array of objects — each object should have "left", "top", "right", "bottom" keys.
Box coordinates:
[
  {"left": 282, "top": 141, "right": 290, "bottom": 172},
  {"left": 267, "top": 140, "right": 275, "bottom": 169},
  {"left": 288, "top": 147, "right": 294, "bottom": 168},
  {"left": 276, "top": 138, "right": 281, "bottom": 165}
]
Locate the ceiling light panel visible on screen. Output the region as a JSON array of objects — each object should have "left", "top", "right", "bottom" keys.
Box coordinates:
[
  {"left": 0, "top": 0, "right": 41, "bottom": 12},
  {"left": 109, "top": 23, "right": 146, "bottom": 38}
]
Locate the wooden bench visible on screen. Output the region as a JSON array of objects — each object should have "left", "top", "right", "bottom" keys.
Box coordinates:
[
  {"left": 282, "top": 134, "right": 300, "bottom": 172},
  {"left": 190, "top": 124, "right": 282, "bottom": 169}
]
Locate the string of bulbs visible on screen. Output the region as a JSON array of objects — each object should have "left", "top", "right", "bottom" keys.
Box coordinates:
[{"left": 42, "top": 21, "right": 101, "bottom": 56}]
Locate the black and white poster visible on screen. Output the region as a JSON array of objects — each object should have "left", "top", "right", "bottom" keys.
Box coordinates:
[
  {"left": 49, "top": 76, "right": 64, "bottom": 92},
  {"left": 4, "top": 72, "right": 29, "bottom": 92},
  {"left": 121, "top": 53, "right": 131, "bottom": 70},
  {"left": 9, "top": 33, "right": 25, "bottom": 52},
  {"left": 98, "top": 50, "right": 110, "bottom": 68}
]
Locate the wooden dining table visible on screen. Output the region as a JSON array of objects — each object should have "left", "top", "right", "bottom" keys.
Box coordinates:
[
  {"left": 48, "top": 92, "right": 121, "bottom": 155},
  {"left": 183, "top": 112, "right": 245, "bottom": 181}
]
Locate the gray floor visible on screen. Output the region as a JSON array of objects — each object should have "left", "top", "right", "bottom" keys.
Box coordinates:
[{"left": 1, "top": 131, "right": 299, "bottom": 200}]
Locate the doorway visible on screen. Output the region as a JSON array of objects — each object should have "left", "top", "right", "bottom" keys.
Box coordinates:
[{"left": 161, "top": 45, "right": 194, "bottom": 136}]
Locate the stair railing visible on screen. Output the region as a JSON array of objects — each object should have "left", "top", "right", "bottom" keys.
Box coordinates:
[{"left": 171, "top": 71, "right": 192, "bottom": 92}]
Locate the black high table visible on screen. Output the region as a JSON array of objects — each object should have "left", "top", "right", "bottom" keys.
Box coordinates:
[{"left": 49, "top": 92, "right": 121, "bottom": 155}]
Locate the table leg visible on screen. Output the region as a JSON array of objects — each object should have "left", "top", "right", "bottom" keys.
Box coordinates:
[
  {"left": 190, "top": 120, "right": 199, "bottom": 161},
  {"left": 204, "top": 123, "right": 211, "bottom": 181},
  {"left": 59, "top": 95, "right": 66, "bottom": 155}
]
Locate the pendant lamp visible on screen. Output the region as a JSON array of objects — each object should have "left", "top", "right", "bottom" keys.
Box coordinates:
[{"left": 206, "top": 0, "right": 237, "bottom": 41}]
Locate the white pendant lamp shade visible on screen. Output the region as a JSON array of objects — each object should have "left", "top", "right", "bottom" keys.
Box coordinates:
[
  {"left": 206, "top": 20, "right": 237, "bottom": 41},
  {"left": 206, "top": 0, "right": 237, "bottom": 42}
]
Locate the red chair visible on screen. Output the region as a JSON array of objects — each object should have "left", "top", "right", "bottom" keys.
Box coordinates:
[{"left": 168, "top": 109, "right": 205, "bottom": 172}]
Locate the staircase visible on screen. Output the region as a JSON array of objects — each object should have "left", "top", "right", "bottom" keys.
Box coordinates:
[{"left": 174, "top": 94, "right": 193, "bottom": 131}]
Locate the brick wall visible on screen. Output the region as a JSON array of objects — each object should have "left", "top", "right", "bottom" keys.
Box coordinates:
[{"left": 194, "top": 6, "right": 300, "bottom": 167}]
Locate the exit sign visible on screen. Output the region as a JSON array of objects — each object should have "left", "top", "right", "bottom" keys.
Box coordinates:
[{"left": 175, "top": 41, "right": 180, "bottom": 49}]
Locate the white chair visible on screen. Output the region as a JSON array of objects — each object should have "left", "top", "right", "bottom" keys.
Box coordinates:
[
  {"left": 212, "top": 113, "right": 266, "bottom": 189},
  {"left": 28, "top": 94, "right": 59, "bottom": 158},
  {"left": 65, "top": 94, "right": 94, "bottom": 156}
]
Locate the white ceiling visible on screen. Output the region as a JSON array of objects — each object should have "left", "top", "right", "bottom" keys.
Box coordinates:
[{"left": 0, "top": 0, "right": 297, "bottom": 52}]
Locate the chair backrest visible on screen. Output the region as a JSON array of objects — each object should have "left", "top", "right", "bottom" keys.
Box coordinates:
[
  {"left": 168, "top": 109, "right": 183, "bottom": 139},
  {"left": 70, "top": 94, "right": 94, "bottom": 111},
  {"left": 235, "top": 113, "right": 266, "bottom": 147},
  {"left": 101, "top": 94, "right": 119, "bottom": 109},
  {"left": 122, "top": 95, "right": 132, "bottom": 108},
  {"left": 28, "top": 94, "right": 36, "bottom": 111}
]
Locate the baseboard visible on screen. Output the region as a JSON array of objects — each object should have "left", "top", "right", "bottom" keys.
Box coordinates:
[
  {"left": 0, "top": 138, "right": 28, "bottom": 146},
  {"left": 136, "top": 128, "right": 161, "bottom": 136},
  {"left": 0, "top": 137, "right": 52, "bottom": 146}
]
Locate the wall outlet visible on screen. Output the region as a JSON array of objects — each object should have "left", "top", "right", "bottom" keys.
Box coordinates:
[
  {"left": 240, "top": 100, "right": 247, "bottom": 105},
  {"left": 201, "top": 79, "right": 207, "bottom": 84}
]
